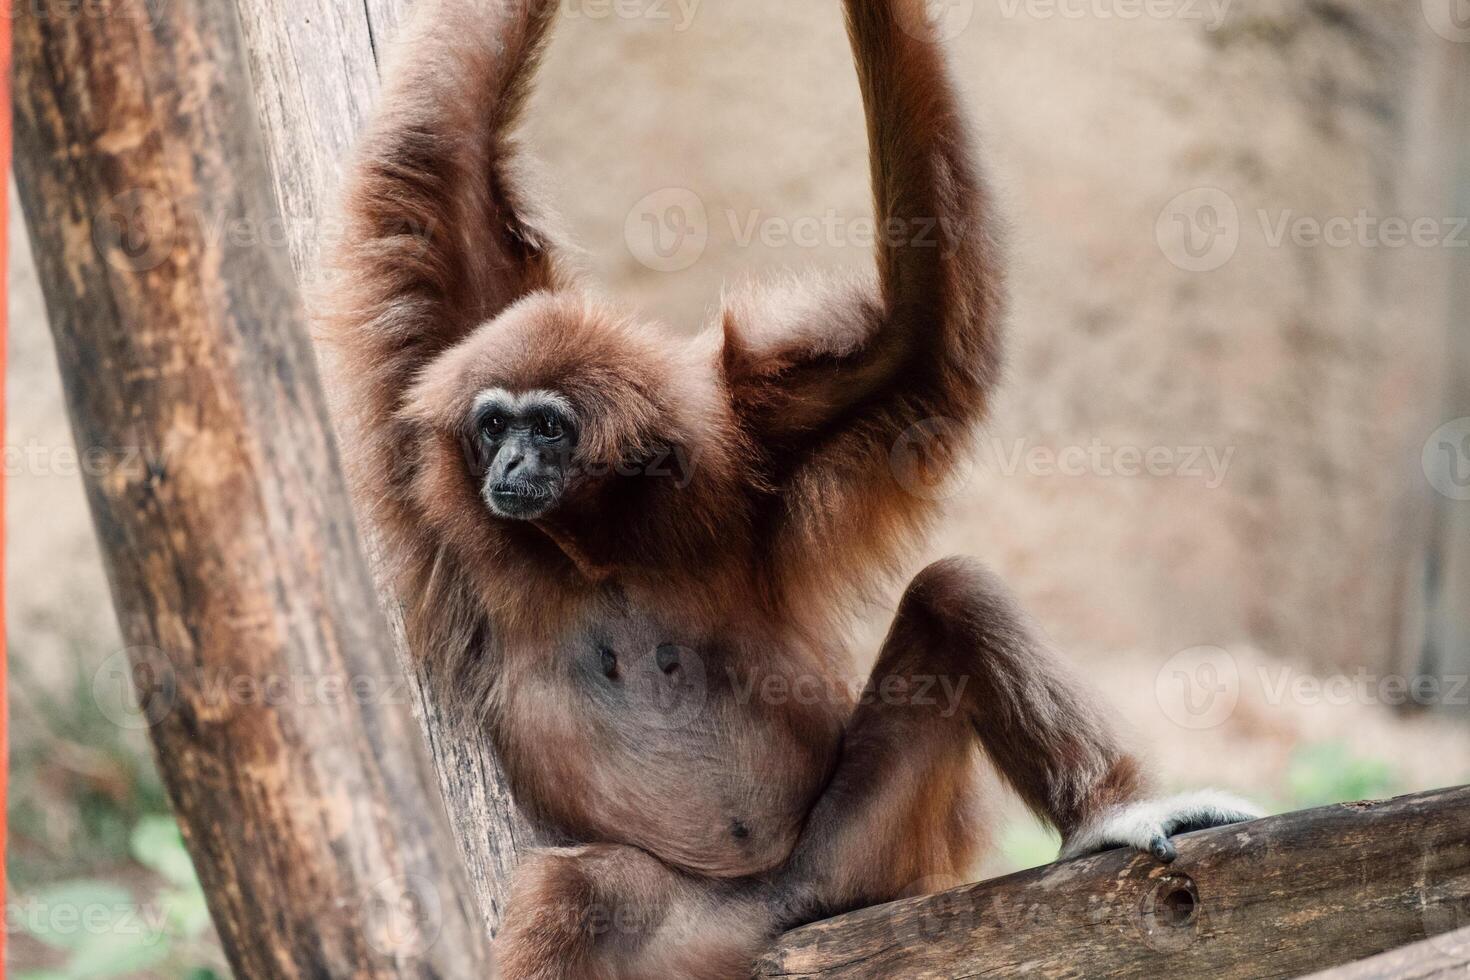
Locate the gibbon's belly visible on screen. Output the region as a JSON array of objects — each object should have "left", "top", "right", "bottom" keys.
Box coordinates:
[{"left": 501, "top": 605, "right": 845, "bottom": 879}]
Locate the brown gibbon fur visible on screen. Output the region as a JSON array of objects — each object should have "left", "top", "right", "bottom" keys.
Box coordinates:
[{"left": 327, "top": 0, "right": 1258, "bottom": 975}]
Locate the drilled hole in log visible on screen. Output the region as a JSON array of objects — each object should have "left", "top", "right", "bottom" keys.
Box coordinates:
[
  {"left": 1139, "top": 873, "right": 1203, "bottom": 952},
  {"left": 1161, "top": 886, "right": 1198, "bottom": 927}
]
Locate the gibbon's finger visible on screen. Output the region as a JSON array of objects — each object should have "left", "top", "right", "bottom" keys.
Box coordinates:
[{"left": 1148, "top": 835, "right": 1178, "bottom": 863}]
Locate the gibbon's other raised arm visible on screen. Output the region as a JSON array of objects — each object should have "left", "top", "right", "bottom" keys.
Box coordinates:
[
  {"left": 329, "top": 0, "right": 564, "bottom": 533},
  {"left": 720, "top": 0, "right": 1006, "bottom": 589},
  {"left": 843, "top": 0, "right": 1004, "bottom": 354},
  {"left": 347, "top": 0, "right": 562, "bottom": 321}
]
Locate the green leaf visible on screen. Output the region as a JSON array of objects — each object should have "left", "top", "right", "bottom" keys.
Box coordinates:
[
  {"left": 16, "top": 881, "right": 134, "bottom": 951},
  {"left": 130, "top": 814, "right": 200, "bottom": 887}
]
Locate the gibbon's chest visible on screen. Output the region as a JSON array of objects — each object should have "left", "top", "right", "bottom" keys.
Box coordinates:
[{"left": 496, "top": 598, "right": 848, "bottom": 877}]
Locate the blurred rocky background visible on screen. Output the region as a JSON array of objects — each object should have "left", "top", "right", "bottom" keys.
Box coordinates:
[{"left": 10, "top": 0, "right": 1470, "bottom": 975}]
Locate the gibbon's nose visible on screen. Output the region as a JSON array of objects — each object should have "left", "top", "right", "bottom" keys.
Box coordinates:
[{"left": 500, "top": 448, "right": 527, "bottom": 477}]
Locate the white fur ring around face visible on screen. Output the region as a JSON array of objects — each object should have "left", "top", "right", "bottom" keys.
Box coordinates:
[{"left": 1059, "top": 790, "right": 1264, "bottom": 863}]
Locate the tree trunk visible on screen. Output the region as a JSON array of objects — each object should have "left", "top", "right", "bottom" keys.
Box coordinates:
[
  {"left": 11, "top": 1, "right": 494, "bottom": 975},
  {"left": 229, "top": 0, "right": 534, "bottom": 932}
]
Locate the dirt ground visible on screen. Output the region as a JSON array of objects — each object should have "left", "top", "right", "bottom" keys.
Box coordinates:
[{"left": 8, "top": 0, "right": 1470, "bottom": 972}]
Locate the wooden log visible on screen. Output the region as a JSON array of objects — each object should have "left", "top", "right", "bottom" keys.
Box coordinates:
[
  {"left": 230, "top": 0, "right": 533, "bottom": 932},
  {"left": 1305, "top": 925, "right": 1470, "bottom": 980},
  {"left": 758, "top": 785, "right": 1470, "bottom": 979},
  {"left": 11, "top": 1, "right": 493, "bottom": 976}
]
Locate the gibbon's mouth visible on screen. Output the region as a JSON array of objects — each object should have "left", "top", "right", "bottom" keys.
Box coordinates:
[{"left": 485, "top": 481, "right": 556, "bottom": 520}]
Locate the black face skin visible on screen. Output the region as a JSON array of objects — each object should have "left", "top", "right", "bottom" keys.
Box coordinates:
[{"left": 472, "top": 394, "right": 578, "bottom": 521}]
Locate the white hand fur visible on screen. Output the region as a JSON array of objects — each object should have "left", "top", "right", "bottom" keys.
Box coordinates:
[{"left": 1060, "top": 790, "right": 1263, "bottom": 863}]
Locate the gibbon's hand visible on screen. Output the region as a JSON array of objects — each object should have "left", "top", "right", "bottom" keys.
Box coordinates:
[{"left": 1059, "top": 790, "right": 1264, "bottom": 863}]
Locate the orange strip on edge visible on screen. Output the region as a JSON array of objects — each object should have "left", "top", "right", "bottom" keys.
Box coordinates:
[{"left": 1, "top": 0, "right": 12, "bottom": 974}]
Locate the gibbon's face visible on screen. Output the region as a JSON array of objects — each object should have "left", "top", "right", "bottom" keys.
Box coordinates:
[{"left": 470, "top": 387, "right": 579, "bottom": 521}]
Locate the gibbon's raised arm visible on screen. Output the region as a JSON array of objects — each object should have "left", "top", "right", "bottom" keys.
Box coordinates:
[
  {"left": 329, "top": 0, "right": 563, "bottom": 537},
  {"left": 348, "top": 0, "right": 562, "bottom": 322},
  {"left": 846, "top": 0, "right": 1002, "bottom": 343},
  {"left": 720, "top": 0, "right": 1005, "bottom": 574}
]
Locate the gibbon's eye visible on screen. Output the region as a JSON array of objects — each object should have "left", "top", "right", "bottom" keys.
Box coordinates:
[
  {"left": 535, "top": 414, "right": 565, "bottom": 442},
  {"left": 481, "top": 414, "right": 508, "bottom": 438}
]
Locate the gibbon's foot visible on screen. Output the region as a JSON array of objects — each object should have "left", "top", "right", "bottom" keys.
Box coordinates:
[{"left": 1059, "top": 790, "right": 1264, "bottom": 863}]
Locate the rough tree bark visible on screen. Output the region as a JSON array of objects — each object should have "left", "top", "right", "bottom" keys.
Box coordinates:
[
  {"left": 11, "top": 1, "right": 493, "bottom": 975},
  {"left": 228, "top": 0, "right": 533, "bottom": 933}
]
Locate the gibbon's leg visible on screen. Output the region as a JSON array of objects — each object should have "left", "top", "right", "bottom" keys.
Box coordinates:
[
  {"left": 495, "top": 845, "right": 775, "bottom": 980},
  {"left": 778, "top": 557, "right": 1259, "bottom": 921}
]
